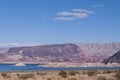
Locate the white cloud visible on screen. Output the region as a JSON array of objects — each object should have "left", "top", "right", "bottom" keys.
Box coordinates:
[
  {"left": 53, "top": 9, "right": 94, "bottom": 21},
  {"left": 73, "top": 9, "right": 95, "bottom": 14},
  {"left": 53, "top": 17, "right": 75, "bottom": 20},
  {"left": 91, "top": 4, "right": 104, "bottom": 8}
]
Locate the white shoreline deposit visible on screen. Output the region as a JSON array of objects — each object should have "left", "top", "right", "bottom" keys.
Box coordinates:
[{"left": 15, "top": 63, "right": 26, "bottom": 66}]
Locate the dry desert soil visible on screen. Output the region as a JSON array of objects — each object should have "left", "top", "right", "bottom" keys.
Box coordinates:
[{"left": 0, "top": 70, "right": 120, "bottom": 80}]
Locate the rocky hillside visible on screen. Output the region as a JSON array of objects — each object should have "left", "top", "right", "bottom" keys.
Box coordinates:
[
  {"left": 76, "top": 42, "right": 120, "bottom": 55},
  {"left": 0, "top": 42, "right": 120, "bottom": 63},
  {"left": 103, "top": 50, "right": 120, "bottom": 64},
  {"left": 0, "top": 48, "right": 8, "bottom": 54},
  {"left": 5, "top": 44, "right": 88, "bottom": 62}
]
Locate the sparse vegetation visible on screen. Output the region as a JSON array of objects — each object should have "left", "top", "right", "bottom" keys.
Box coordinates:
[
  {"left": 47, "top": 78, "right": 52, "bottom": 80},
  {"left": 1, "top": 72, "right": 10, "bottom": 78},
  {"left": 115, "top": 70, "right": 120, "bottom": 80},
  {"left": 87, "top": 70, "right": 97, "bottom": 76},
  {"left": 98, "top": 76, "right": 107, "bottom": 80},
  {"left": 17, "top": 73, "right": 35, "bottom": 79},
  {"left": 0, "top": 70, "right": 119, "bottom": 80},
  {"left": 107, "top": 78, "right": 114, "bottom": 80},
  {"left": 37, "top": 72, "right": 47, "bottom": 75},
  {"left": 103, "top": 70, "right": 112, "bottom": 74},
  {"left": 58, "top": 71, "right": 68, "bottom": 78},
  {"left": 68, "top": 71, "right": 79, "bottom": 76},
  {"left": 70, "top": 78, "right": 77, "bottom": 80}
]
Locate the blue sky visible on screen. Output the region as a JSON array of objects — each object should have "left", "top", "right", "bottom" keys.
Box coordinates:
[{"left": 0, "top": 0, "right": 120, "bottom": 44}]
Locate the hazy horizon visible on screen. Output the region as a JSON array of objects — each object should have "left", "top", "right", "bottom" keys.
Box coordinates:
[{"left": 0, "top": 42, "right": 120, "bottom": 48}]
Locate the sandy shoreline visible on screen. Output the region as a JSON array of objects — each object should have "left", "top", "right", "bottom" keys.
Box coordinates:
[
  {"left": 39, "top": 62, "right": 120, "bottom": 67},
  {"left": 1, "top": 62, "right": 120, "bottom": 67}
]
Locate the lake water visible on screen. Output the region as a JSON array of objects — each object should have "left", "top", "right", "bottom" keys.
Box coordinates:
[{"left": 0, "top": 64, "right": 120, "bottom": 72}]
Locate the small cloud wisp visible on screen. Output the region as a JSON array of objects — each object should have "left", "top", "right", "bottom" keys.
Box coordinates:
[{"left": 53, "top": 9, "right": 95, "bottom": 21}]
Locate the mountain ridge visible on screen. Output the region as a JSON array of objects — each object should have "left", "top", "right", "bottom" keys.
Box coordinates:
[
  {"left": 0, "top": 42, "right": 120, "bottom": 63},
  {"left": 103, "top": 50, "right": 120, "bottom": 64}
]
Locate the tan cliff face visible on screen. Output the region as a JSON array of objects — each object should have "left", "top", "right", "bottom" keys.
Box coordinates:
[{"left": 0, "top": 42, "right": 120, "bottom": 63}]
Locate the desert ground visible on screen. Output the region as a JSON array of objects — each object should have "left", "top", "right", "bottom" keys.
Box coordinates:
[{"left": 0, "top": 70, "right": 120, "bottom": 80}]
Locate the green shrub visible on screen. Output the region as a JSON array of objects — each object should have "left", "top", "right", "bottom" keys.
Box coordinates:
[
  {"left": 58, "top": 71, "right": 67, "bottom": 78},
  {"left": 98, "top": 76, "right": 107, "bottom": 80}
]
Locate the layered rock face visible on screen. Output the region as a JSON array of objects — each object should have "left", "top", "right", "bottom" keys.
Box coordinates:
[
  {"left": 103, "top": 50, "right": 120, "bottom": 64},
  {"left": 0, "top": 42, "right": 120, "bottom": 63}
]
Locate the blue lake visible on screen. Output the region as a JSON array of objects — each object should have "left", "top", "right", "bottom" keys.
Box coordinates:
[{"left": 0, "top": 64, "right": 120, "bottom": 72}]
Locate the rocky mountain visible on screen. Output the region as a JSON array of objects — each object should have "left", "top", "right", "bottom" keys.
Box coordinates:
[
  {"left": 0, "top": 43, "right": 40, "bottom": 48},
  {"left": 5, "top": 44, "right": 87, "bottom": 62},
  {"left": 0, "top": 48, "right": 8, "bottom": 54},
  {"left": 0, "top": 42, "right": 120, "bottom": 63},
  {"left": 76, "top": 42, "right": 120, "bottom": 55},
  {"left": 103, "top": 50, "right": 120, "bottom": 64}
]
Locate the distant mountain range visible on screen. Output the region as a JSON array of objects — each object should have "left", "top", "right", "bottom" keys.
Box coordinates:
[
  {"left": 0, "top": 42, "right": 40, "bottom": 48},
  {"left": 0, "top": 42, "right": 120, "bottom": 63}
]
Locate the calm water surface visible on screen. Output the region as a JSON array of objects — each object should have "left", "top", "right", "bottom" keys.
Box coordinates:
[{"left": 0, "top": 64, "right": 120, "bottom": 72}]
